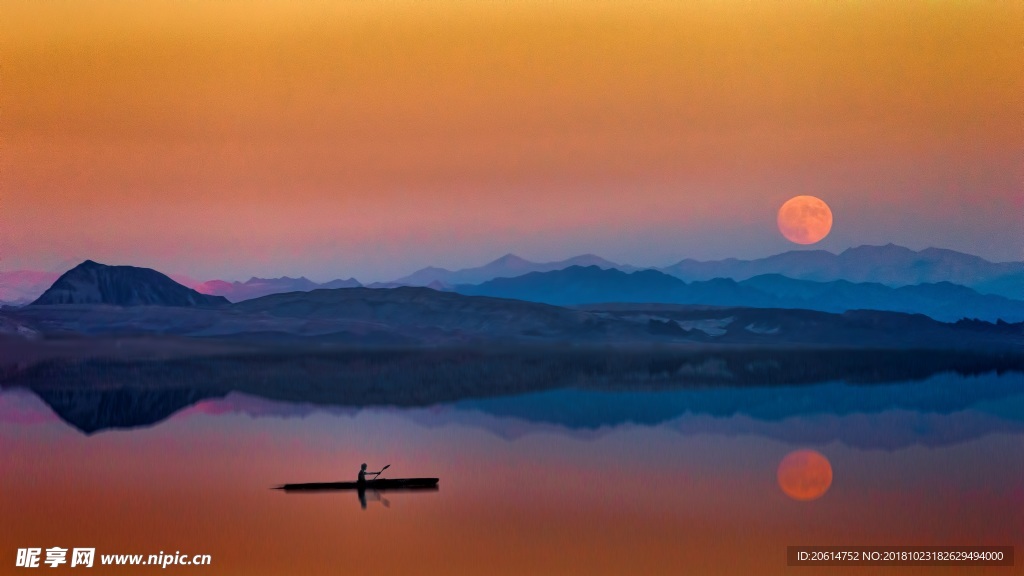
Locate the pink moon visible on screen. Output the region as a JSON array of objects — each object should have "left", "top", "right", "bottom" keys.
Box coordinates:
[{"left": 777, "top": 196, "right": 833, "bottom": 244}]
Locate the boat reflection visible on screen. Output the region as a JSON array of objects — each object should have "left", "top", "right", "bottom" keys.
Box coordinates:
[
  {"left": 355, "top": 486, "right": 440, "bottom": 510},
  {"left": 274, "top": 482, "right": 440, "bottom": 509}
]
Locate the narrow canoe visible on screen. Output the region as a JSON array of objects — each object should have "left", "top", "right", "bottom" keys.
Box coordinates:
[{"left": 276, "top": 478, "right": 439, "bottom": 491}]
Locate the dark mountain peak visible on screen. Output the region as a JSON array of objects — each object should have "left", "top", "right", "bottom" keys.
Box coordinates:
[{"left": 31, "top": 261, "right": 228, "bottom": 307}]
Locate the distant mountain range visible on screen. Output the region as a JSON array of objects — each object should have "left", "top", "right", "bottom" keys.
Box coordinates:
[
  {"left": 459, "top": 266, "right": 766, "bottom": 307},
  {"left": 4, "top": 244, "right": 1023, "bottom": 304},
  {"left": 10, "top": 255, "right": 1024, "bottom": 326},
  {"left": 393, "top": 253, "right": 636, "bottom": 286},
  {"left": 1, "top": 259, "right": 1020, "bottom": 351},
  {"left": 15, "top": 263, "right": 612, "bottom": 344},
  {"left": 7, "top": 256, "right": 1024, "bottom": 436},
  {"left": 196, "top": 276, "right": 361, "bottom": 302},
  {"left": 659, "top": 244, "right": 1024, "bottom": 298},
  {"left": 457, "top": 265, "right": 1024, "bottom": 323},
  {"left": 399, "top": 244, "right": 1024, "bottom": 300},
  {"left": 32, "top": 260, "right": 228, "bottom": 307}
]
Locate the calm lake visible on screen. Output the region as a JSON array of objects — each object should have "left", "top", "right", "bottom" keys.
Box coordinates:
[{"left": 2, "top": 371, "right": 1022, "bottom": 574}]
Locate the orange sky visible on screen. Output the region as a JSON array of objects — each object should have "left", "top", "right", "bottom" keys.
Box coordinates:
[{"left": 1, "top": 1, "right": 1021, "bottom": 281}]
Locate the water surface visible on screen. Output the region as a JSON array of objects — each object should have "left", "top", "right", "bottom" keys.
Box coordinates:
[{"left": 2, "top": 372, "right": 1022, "bottom": 574}]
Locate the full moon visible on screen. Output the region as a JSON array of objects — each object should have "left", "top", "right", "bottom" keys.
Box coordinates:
[
  {"left": 777, "top": 195, "right": 833, "bottom": 244},
  {"left": 777, "top": 449, "right": 833, "bottom": 501}
]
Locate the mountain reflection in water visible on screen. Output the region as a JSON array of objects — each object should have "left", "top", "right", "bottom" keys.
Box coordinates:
[{"left": 1, "top": 362, "right": 1021, "bottom": 575}]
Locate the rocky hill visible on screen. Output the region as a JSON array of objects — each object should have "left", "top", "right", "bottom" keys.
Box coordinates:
[{"left": 31, "top": 260, "right": 228, "bottom": 307}]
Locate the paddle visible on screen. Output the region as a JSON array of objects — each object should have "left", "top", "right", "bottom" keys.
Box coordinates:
[{"left": 373, "top": 464, "right": 391, "bottom": 479}]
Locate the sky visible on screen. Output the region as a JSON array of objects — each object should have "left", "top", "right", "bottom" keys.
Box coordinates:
[{"left": 1, "top": 1, "right": 1021, "bottom": 282}]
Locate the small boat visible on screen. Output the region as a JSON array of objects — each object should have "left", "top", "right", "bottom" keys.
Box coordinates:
[{"left": 276, "top": 478, "right": 439, "bottom": 492}]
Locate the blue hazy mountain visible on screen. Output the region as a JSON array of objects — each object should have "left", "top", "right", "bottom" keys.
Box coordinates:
[
  {"left": 392, "top": 253, "right": 637, "bottom": 287},
  {"left": 457, "top": 265, "right": 1024, "bottom": 322},
  {"left": 458, "top": 266, "right": 772, "bottom": 307},
  {"left": 388, "top": 244, "right": 1024, "bottom": 299},
  {"left": 974, "top": 271, "right": 1024, "bottom": 301},
  {"left": 31, "top": 260, "right": 228, "bottom": 307},
  {"left": 659, "top": 244, "right": 1024, "bottom": 299}
]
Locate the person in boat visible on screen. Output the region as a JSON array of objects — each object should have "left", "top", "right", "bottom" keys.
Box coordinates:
[{"left": 357, "top": 463, "right": 382, "bottom": 485}]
